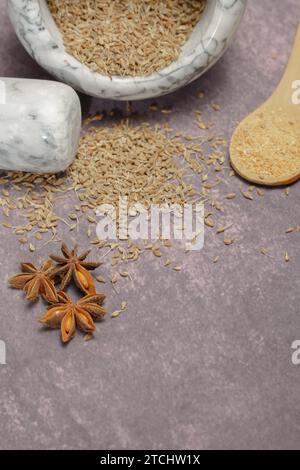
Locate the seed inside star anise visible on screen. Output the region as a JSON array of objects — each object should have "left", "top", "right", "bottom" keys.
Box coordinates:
[
  {"left": 9, "top": 260, "right": 58, "bottom": 303},
  {"left": 39, "top": 291, "right": 107, "bottom": 343},
  {"left": 49, "top": 243, "right": 101, "bottom": 295}
]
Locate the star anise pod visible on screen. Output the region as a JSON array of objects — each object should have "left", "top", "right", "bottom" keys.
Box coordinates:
[
  {"left": 38, "top": 291, "right": 107, "bottom": 343},
  {"left": 9, "top": 260, "right": 58, "bottom": 303},
  {"left": 49, "top": 243, "right": 100, "bottom": 295}
]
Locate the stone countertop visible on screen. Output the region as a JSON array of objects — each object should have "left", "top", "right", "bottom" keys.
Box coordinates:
[{"left": 0, "top": 0, "right": 300, "bottom": 450}]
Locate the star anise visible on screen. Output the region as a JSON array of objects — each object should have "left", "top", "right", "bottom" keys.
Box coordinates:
[
  {"left": 9, "top": 260, "right": 58, "bottom": 303},
  {"left": 38, "top": 291, "right": 107, "bottom": 343},
  {"left": 49, "top": 243, "right": 100, "bottom": 295}
]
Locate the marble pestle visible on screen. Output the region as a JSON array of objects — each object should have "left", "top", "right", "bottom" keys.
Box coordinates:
[{"left": 0, "top": 78, "right": 81, "bottom": 173}]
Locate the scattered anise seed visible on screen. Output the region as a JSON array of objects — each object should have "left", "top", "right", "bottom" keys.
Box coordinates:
[
  {"left": 211, "top": 103, "right": 221, "bottom": 112},
  {"left": 217, "top": 224, "right": 232, "bottom": 234},
  {"left": 111, "top": 273, "right": 119, "bottom": 284},
  {"left": 242, "top": 191, "right": 254, "bottom": 201},
  {"left": 224, "top": 239, "right": 234, "bottom": 246},
  {"left": 205, "top": 217, "right": 215, "bottom": 228},
  {"left": 119, "top": 271, "right": 129, "bottom": 278},
  {"left": 225, "top": 193, "right": 236, "bottom": 200},
  {"left": 84, "top": 333, "right": 94, "bottom": 342},
  {"left": 256, "top": 188, "right": 264, "bottom": 197},
  {"left": 152, "top": 247, "right": 162, "bottom": 257},
  {"left": 285, "top": 252, "right": 290, "bottom": 262},
  {"left": 260, "top": 248, "right": 269, "bottom": 256},
  {"left": 96, "top": 275, "right": 106, "bottom": 284},
  {"left": 173, "top": 266, "right": 182, "bottom": 271},
  {"left": 121, "top": 301, "right": 127, "bottom": 310},
  {"left": 213, "top": 256, "right": 219, "bottom": 264},
  {"left": 286, "top": 227, "right": 295, "bottom": 234},
  {"left": 111, "top": 310, "right": 121, "bottom": 318}
]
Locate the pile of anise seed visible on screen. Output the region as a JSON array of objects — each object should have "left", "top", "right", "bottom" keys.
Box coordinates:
[
  {"left": 9, "top": 243, "right": 106, "bottom": 343},
  {"left": 47, "top": 0, "right": 207, "bottom": 77}
]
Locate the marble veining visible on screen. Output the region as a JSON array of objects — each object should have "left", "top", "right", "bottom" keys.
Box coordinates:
[
  {"left": 8, "top": 0, "right": 247, "bottom": 101},
  {"left": 0, "top": 78, "right": 81, "bottom": 173}
]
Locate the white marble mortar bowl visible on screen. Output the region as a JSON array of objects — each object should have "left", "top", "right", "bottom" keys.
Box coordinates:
[{"left": 8, "top": 0, "right": 247, "bottom": 101}]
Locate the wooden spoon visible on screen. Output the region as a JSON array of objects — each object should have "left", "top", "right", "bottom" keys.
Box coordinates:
[{"left": 230, "top": 23, "right": 300, "bottom": 186}]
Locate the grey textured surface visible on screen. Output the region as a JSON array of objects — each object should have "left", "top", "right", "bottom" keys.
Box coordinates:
[{"left": 0, "top": 0, "right": 300, "bottom": 450}]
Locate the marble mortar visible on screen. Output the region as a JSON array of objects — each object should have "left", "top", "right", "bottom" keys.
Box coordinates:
[{"left": 8, "top": 0, "right": 247, "bottom": 100}]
